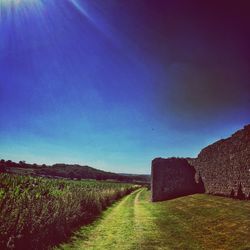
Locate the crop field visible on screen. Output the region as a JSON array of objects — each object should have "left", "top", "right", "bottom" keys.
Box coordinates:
[{"left": 0, "top": 173, "right": 138, "bottom": 250}]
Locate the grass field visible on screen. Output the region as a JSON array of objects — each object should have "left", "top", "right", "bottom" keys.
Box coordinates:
[{"left": 56, "top": 188, "right": 250, "bottom": 250}]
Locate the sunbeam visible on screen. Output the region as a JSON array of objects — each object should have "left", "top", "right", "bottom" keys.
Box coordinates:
[
  {"left": 68, "top": 0, "right": 118, "bottom": 45},
  {"left": 69, "top": 0, "right": 90, "bottom": 20},
  {"left": 0, "top": 0, "right": 40, "bottom": 8},
  {"left": 0, "top": 0, "right": 44, "bottom": 20}
]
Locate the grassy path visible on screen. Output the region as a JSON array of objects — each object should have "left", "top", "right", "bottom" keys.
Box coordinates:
[{"left": 57, "top": 188, "right": 250, "bottom": 250}]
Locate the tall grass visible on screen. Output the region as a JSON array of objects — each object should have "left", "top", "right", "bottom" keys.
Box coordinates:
[{"left": 0, "top": 173, "right": 138, "bottom": 249}]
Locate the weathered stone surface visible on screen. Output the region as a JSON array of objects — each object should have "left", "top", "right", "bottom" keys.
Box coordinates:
[
  {"left": 151, "top": 124, "right": 250, "bottom": 201},
  {"left": 188, "top": 124, "right": 250, "bottom": 198},
  {"left": 151, "top": 158, "right": 204, "bottom": 202}
]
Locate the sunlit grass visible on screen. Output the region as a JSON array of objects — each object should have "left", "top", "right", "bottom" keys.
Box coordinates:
[{"left": 56, "top": 189, "right": 250, "bottom": 250}]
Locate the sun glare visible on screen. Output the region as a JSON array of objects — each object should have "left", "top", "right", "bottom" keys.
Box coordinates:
[
  {"left": 1, "top": 0, "right": 22, "bottom": 5},
  {"left": 0, "top": 0, "right": 44, "bottom": 19},
  {"left": 1, "top": 0, "right": 37, "bottom": 3},
  {"left": 0, "top": 0, "right": 39, "bottom": 7}
]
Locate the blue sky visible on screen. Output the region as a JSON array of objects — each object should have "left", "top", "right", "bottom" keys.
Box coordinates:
[{"left": 0, "top": 0, "right": 249, "bottom": 174}]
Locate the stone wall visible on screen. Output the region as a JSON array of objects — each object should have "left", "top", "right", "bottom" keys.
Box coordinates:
[
  {"left": 151, "top": 158, "right": 204, "bottom": 202},
  {"left": 188, "top": 125, "right": 250, "bottom": 198},
  {"left": 151, "top": 124, "right": 250, "bottom": 201}
]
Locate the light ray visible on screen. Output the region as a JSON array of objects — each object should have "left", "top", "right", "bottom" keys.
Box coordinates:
[
  {"left": 0, "top": 0, "right": 39, "bottom": 7},
  {"left": 68, "top": 0, "right": 117, "bottom": 44},
  {"left": 0, "top": 0, "right": 44, "bottom": 19},
  {"left": 69, "top": 0, "right": 93, "bottom": 22}
]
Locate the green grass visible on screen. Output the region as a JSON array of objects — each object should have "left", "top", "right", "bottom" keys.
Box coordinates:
[{"left": 56, "top": 188, "right": 250, "bottom": 250}]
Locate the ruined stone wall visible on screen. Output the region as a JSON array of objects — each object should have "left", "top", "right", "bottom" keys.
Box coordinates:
[
  {"left": 151, "top": 158, "right": 204, "bottom": 202},
  {"left": 188, "top": 125, "right": 250, "bottom": 198},
  {"left": 151, "top": 124, "right": 250, "bottom": 201}
]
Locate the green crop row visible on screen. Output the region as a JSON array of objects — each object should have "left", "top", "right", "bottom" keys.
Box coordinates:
[{"left": 0, "top": 173, "right": 139, "bottom": 250}]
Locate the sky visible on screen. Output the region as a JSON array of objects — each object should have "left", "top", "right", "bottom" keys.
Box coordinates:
[{"left": 0, "top": 0, "right": 249, "bottom": 174}]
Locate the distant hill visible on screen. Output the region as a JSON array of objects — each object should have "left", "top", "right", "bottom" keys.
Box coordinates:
[
  {"left": 119, "top": 173, "right": 151, "bottom": 183},
  {"left": 0, "top": 159, "right": 150, "bottom": 184}
]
